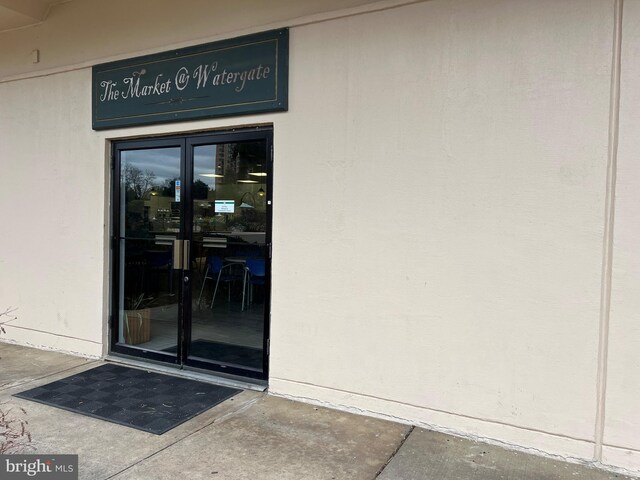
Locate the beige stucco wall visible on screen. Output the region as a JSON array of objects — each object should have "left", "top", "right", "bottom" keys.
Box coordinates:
[
  {"left": 1, "top": 0, "right": 638, "bottom": 474},
  {"left": 271, "top": 0, "right": 615, "bottom": 464},
  {"left": 0, "top": 69, "right": 105, "bottom": 356},
  {"left": 604, "top": 0, "right": 640, "bottom": 472}
]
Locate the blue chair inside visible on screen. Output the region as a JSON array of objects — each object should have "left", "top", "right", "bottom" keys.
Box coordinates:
[
  {"left": 197, "top": 255, "right": 240, "bottom": 308},
  {"left": 230, "top": 244, "right": 263, "bottom": 259},
  {"left": 245, "top": 258, "right": 266, "bottom": 283},
  {"left": 243, "top": 258, "right": 266, "bottom": 309}
]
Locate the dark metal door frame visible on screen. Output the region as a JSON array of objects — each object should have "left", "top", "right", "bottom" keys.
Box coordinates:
[{"left": 110, "top": 127, "right": 273, "bottom": 380}]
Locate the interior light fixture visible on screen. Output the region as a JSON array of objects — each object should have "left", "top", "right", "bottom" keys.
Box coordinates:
[
  {"left": 200, "top": 173, "right": 224, "bottom": 178},
  {"left": 248, "top": 172, "right": 267, "bottom": 177},
  {"left": 257, "top": 188, "right": 265, "bottom": 197},
  {"left": 237, "top": 179, "right": 258, "bottom": 183}
]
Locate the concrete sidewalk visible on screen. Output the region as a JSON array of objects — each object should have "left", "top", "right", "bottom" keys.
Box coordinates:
[{"left": 0, "top": 343, "right": 634, "bottom": 480}]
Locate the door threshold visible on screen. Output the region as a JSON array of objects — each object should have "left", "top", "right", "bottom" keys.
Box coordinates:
[{"left": 105, "top": 354, "right": 267, "bottom": 392}]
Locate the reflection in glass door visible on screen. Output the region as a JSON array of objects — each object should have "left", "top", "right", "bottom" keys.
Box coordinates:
[
  {"left": 111, "top": 130, "right": 271, "bottom": 380},
  {"left": 114, "top": 143, "right": 183, "bottom": 364},
  {"left": 188, "top": 139, "right": 269, "bottom": 375}
]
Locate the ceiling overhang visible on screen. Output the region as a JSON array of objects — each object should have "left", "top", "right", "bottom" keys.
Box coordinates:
[{"left": 0, "top": 0, "right": 57, "bottom": 31}]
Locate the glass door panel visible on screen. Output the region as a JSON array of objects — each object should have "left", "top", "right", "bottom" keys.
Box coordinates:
[
  {"left": 116, "top": 147, "right": 182, "bottom": 358},
  {"left": 112, "top": 131, "right": 271, "bottom": 379},
  {"left": 190, "top": 140, "right": 268, "bottom": 374}
]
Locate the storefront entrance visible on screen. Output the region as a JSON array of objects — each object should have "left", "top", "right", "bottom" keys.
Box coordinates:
[{"left": 110, "top": 129, "right": 272, "bottom": 380}]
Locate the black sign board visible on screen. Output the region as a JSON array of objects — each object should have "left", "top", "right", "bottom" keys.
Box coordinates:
[{"left": 92, "top": 29, "right": 288, "bottom": 129}]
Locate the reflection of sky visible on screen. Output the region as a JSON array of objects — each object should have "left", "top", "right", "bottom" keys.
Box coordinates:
[
  {"left": 194, "top": 145, "right": 217, "bottom": 190},
  {"left": 121, "top": 143, "right": 267, "bottom": 192},
  {"left": 121, "top": 146, "right": 219, "bottom": 191},
  {"left": 122, "top": 148, "right": 181, "bottom": 185}
]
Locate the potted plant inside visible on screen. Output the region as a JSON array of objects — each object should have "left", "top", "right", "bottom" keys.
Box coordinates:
[{"left": 123, "top": 294, "right": 153, "bottom": 345}]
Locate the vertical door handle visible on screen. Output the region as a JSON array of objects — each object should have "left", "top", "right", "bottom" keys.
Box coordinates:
[{"left": 173, "top": 238, "right": 183, "bottom": 270}]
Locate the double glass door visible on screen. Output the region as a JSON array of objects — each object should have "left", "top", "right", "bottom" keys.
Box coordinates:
[{"left": 111, "top": 130, "right": 271, "bottom": 380}]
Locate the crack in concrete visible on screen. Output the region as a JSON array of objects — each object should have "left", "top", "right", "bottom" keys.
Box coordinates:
[{"left": 374, "top": 425, "right": 414, "bottom": 479}]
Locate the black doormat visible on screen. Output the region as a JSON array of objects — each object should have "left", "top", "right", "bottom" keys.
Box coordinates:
[
  {"left": 14, "top": 364, "right": 239, "bottom": 435},
  {"left": 165, "top": 340, "right": 263, "bottom": 370}
]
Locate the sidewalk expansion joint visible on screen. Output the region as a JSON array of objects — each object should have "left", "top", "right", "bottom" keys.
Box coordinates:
[{"left": 374, "top": 425, "right": 414, "bottom": 479}]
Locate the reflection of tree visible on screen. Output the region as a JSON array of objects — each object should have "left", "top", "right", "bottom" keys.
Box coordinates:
[
  {"left": 193, "top": 180, "right": 209, "bottom": 200},
  {"left": 124, "top": 164, "right": 157, "bottom": 199},
  {"left": 161, "top": 178, "right": 177, "bottom": 197}
]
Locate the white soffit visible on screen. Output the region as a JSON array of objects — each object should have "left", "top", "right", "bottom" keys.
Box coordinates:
[{"left": 0, "top": 0, "right": 67, "bottom": 32}]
